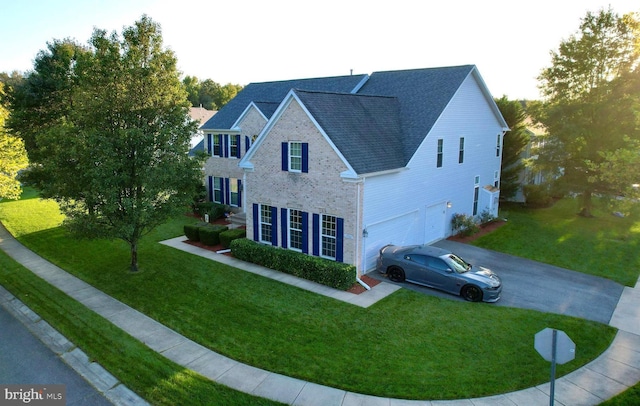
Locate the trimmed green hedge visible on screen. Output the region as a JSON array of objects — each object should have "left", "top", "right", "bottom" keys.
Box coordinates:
[
  {"left": 199, "top": 225, "right": 229, "bottom": 246},
  {"left": 230, "top": 238, "right": 356, "bottom": 290},
  {"left": 184, "top": 224, "right": 201, "bottom": 241},
  {"left": 220, "top": 228, "right": 246, "bottom": 249},
  {"left": 184, "top": 223, "right": 229, "bottom": 245}
]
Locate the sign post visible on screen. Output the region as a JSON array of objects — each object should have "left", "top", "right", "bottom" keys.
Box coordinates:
[{"left": 534, "top": 328, "right": 576, "bottom": 406}]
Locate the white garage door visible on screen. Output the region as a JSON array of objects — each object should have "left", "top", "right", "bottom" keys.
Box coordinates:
[
  {"left": 424, "top": 202, "right": 447, "bottom": 244},
  {"left": 363, "top": 211, "right": 421, "bottom": 271}
]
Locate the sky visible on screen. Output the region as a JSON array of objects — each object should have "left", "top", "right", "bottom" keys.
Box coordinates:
[{"left": 1, "top": 0, "right": 638, "bottom": 101}]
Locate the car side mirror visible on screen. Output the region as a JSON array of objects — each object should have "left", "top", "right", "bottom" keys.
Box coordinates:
[{"left": 446, "top": 268, "right": 454, "bottom": 273}]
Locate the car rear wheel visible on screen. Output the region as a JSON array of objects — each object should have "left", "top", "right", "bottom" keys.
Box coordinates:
[
  {"left": 461, "top": 285, "right": 483, "bottom": 302},
  {"left": 387, "top": 266, "right": 405, "bottom": 283}
]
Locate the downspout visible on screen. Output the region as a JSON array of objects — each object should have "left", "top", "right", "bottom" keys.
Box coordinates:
[
  {"left": 357, "top": 276, "right": 371, "bottom": 290},
  {"left": 355, "top": 178, "right": 371, "bottom": 291},
  {"left": 242, "top": 171, "right": 247, "bottom": 214}
]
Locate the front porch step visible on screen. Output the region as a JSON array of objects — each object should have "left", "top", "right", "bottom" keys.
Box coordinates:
[{"left": 227, "top": 212, "right": 246, "bottom": 229}]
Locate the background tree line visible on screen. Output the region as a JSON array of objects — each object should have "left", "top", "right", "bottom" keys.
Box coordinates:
[
  {"left": 182, "top": 76, "right": 242, "bottom": 111},
  {"left": 1, "top": 6, "right": 639, "bottom": 247},
  {"left": 532, "top": 7, "right": 640, "bottom": 216}
]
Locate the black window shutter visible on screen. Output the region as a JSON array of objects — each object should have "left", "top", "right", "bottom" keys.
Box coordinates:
[
  {"left": 281, "top": 142, "right": 288, "bottom": 171},
  {"left": 302, "top": 143, "right": 309, "bottom": 173}
]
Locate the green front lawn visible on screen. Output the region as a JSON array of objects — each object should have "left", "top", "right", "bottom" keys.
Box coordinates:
[
  {"left": 0, "top": 250, "right": 281, "bottom": 406},
  {"left": 473, "top": 199, "right": 640, "bottom": 286},
  {"left": 0, "top": 191, "right": 621, "bottom": 401}
]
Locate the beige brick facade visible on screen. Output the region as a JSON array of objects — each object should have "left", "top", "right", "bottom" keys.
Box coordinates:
[
  {"left": 245, "top": 99, "right": 362, "bottom": 269},
  {"left": 203, "top": 106, "right": 267, "bottom": 211}
]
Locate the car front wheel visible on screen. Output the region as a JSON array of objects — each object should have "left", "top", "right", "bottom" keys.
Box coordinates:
[
  {"left": 461, "top": 285, "right": 483, "bottom": 302},
  {"left": 387, "top": 266, "right": 405, "bottom": 283}
]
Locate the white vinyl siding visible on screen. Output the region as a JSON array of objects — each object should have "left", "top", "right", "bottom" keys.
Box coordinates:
[{"left": 362, "top": 74, "right": 505, "bottom": 272}]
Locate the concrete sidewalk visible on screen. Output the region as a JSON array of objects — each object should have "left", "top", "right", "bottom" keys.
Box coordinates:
[{"left": 1, "top": 225, "right": 639, "bottom": 405}]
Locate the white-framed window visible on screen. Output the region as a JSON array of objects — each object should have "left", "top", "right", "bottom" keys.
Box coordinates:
[
  {"left": 459, "top": 137, "right": 465, "bottom": 164},
  {"left": 321, "top": 214, "right": 337, "bottom": 259},
  {"left": 494, "top": 171, "right": 499, "bottom": 188},
  {"left": 288, "top": 209, "right": 303, "bottom": 251},
  {"left": 229, "top": 178, "right": 239, "bottom": 207},
  {"left": 229, "top": 135, "right": 238, "bottom": 158},
  {"left": 437, "top": 139, "right": 443, "bottom": 168},
  {"left": 259, "top": 204, "right": 273, "bottom": 244},
  {"left": 289, "top": 141, "right": 302, "bottom": 172},
  {"left": 473, "top": 176, "right": 480, "bottom": 216},
  {"left": 213, "top": 177, "right": 223, "bottom": 203},
  {"left": 213, "top": 134, "right": 221, "bottom": 156},
  {"left": 496, "top": 134, "right": 501, "bottom": 157}
]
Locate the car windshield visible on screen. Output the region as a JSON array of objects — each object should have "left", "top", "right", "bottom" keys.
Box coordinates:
[{"left": 446, "top": 254, "right": 471, "bottom": 273}]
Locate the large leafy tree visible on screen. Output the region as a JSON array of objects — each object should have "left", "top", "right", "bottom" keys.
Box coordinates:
[
  {"left": 8, "top": 16, "right": 203, "bottom": 272},
  {"left": 7, "top": 39, "right": 88, "bottom": 163},
  {"left": 536, "top": 8, "right": 640, "bottom": 217},
  {"left": 494, "top": 96, "right": 530, "bottom": 200},
  {"left": 0, "top": 83, "right": 28, "bottom": 200}
]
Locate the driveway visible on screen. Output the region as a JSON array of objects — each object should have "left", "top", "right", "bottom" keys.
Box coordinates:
[{"left": 369, "top": 239, "right": 624, "bottom": 324}]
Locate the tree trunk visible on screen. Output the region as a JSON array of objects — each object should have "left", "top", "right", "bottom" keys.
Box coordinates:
[
  {"left": 578, "top": 190, "right": 594, "bottom": 217},
  {"left": 130, "top": 241, "right": 139, "bottom": 272}
]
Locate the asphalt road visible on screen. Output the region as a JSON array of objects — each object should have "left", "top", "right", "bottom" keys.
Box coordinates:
[
  {"left": 0, "top": 304, "right": 113, "bottom": 406},
  {"left": 370, "top": 239, "right": 624, "bottom": 324}
]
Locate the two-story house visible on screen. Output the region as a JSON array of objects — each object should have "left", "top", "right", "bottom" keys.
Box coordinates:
[{"left": 200, "top": 65, "right": 508, "bottom": 276}]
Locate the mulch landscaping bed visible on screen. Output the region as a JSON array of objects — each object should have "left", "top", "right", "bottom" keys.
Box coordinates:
[
  {"left": 347, "top": 274, "right": 381, "bottom": 294},
  {"left": 447, "top": 219, "right": 507, "bottom": 243},
  {"left": 181, "top": 238, "right": 381, "bottom": 294},
  {"left": 181, "top": 216, "right": 505, "bottom": 295}
]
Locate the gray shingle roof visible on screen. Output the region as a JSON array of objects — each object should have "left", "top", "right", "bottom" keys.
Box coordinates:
[
  {"left": 253, "top": 102, "right": 280, "bottom": 119},
  {"left": 188, "top": 138, "right": 204, "bottom": 157},
  {"left": 221, "top": 65, "right": 488, "bottom": 175},
  {"left": 357, "top": 65, "right": 475, "bottom": 165},
  {"left": 293, "top": 65, "right": 476, "bottom": 174},
  {"left": 200, "top": 74, "right": 368, "bottom": 130},
  {"left": 294, "top": 90, "right": 404, "bottom": 174}
]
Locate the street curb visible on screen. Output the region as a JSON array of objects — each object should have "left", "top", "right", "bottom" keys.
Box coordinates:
[{"left": 0, "top": 285, "right": 149, "bottom": 406}]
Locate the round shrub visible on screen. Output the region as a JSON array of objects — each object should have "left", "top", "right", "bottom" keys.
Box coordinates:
[{"left": 199, "top": 225, "right": 229, "bottom": 246}]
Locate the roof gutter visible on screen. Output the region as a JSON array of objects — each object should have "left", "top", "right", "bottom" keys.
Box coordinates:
[{"left": 358, "top": 167, "right": 407, "bottom": 178}]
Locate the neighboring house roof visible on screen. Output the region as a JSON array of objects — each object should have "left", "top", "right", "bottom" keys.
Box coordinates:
[
  {"left": 294, "top": 90, "right": 404, "bottom": 174},
  {"left": 200, "top": 74, "right": 369, "bottom": 130},
  {"left": 189, "top": 106, "right": 217, "bottom": 128},
  {"left": 188, "top": 107, "right": 216, "bottom": 156},
  {"left": 524, "top": 116, "right": 547, "bottom": 137}
]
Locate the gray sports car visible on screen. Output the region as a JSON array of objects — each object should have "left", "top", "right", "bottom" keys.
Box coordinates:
[{"left": 377, "top": 244, "right": 502, "bottom": 302}]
